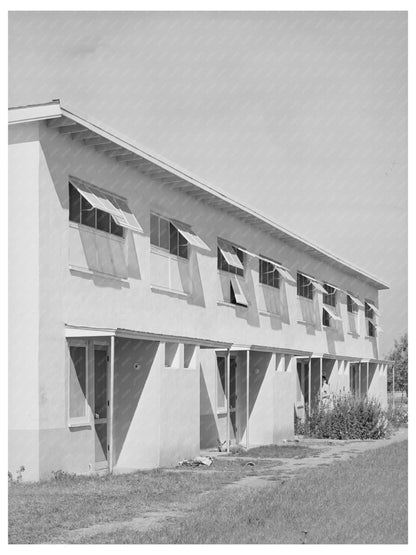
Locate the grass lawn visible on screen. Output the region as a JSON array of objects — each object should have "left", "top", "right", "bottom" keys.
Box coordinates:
[
  {"left": 9, "top": 441, "right": 407, "bottom": 544},
  {"left": 86, "top": 441, "right": 408, "bottom": 544}
]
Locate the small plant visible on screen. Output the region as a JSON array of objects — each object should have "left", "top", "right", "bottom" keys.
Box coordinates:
[
  {"left": 8, "top": 471, "right": 13, "bottom": 482},
  {"left": 51, "top": 469, "right": 77, "bottom": 481},
  {"left": 15, "top": 466, "right": 25, "bottom": 483}
]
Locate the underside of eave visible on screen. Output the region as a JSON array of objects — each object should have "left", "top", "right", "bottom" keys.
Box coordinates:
[{"left": 38, "top": 110, "right": 389, "bottom": 291}]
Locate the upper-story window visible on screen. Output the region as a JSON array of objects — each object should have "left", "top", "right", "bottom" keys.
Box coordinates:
[
  {"left": 150, "top": 213, "right": 188, "bottom": 259},
  {"left": 347, "top": 294, "right": 359, "bottom": 314},
  {"left": 322, "top": 284, "right": 336, "bottom": 307},
  {"left": 69, "top": 177, "right": 143, "bottom": 236},
  {"left": 365, "top": 301, "right": 375, "bottom": 320},
  {"left": 217, "top": 239, "right": 245, "bottom": 277},
  {"left": 259, "top": 258, "right": 280, "bottom": 289},
  {"left": 365, "top": 300, "right": 378, "bottom": 337},
  {"left": 297, "top": 273, "right": 313, "bottom": 300}
]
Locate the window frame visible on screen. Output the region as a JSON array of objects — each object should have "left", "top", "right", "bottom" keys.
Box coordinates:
[
  {"left": 322, "top": 307, "right": 331, "bottom": 327},
  {"left": 368, "top": 319, "right": 376, "bottom": 337},
  {"left": 347, "top": 293, "right": 359, "bottom": 314},
  {"left": 67, "top": 340, "right": 90, "bottom": 428},
  {"left": 150, "top": 212, "right": 189, "bottom": 260},
  {"left": 217, "top": 239, "right": 245, "bottom": 277},
  {"left": 365, "top": 301, "right": 376, "bottom": 320},
  {"left": 69, "top": 181, "right": 125, "bottom": 238},
  {"left": 322, "top": 283, "right": 336, "bottom": 307},
  {"left": 259, "top": 257, "right": 280, "bottom": 289},
  {"left": 297, "top": 272, "right": 314, "bottom": 300}
]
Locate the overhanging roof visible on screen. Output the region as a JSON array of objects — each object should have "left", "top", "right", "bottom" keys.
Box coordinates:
[
  {"left": 9, "top": 100, "right": 389, "bottom": 290},
  {"left": 65, "top": 324, "right": 232, "bottom": 349}
]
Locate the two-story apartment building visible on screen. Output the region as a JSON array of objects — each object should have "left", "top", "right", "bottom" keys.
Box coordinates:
[{"left": 9, "top": 100, "right": 389, "bottom": 481}]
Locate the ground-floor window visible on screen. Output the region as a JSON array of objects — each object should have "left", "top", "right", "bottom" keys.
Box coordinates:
[{"left": 68, "top": 343, "right": 88, "bottom": 425}]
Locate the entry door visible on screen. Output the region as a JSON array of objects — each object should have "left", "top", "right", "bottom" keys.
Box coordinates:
[
  {"left": 296, "top": 361, "right": 309, "bottom": 416},
  {"left": 229, "top": 356, "right": 237, "bottom": 439},
  {"left": 94, "top": 345, "right": 109, "bottom": 470},
  {"left": 350, "top": 364, "right": 359, "bottom": 396}
]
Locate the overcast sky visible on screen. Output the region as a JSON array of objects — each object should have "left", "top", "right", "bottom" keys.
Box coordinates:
[{"left": 8, "top": 11, "right": 407, "bottom": 356}]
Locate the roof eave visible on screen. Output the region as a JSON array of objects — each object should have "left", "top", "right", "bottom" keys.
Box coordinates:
[{"left": 8, "top": 101, "right": 390, "bottom": 290}]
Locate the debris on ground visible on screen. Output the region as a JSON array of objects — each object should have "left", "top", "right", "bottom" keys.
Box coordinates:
[{"left": 178, "top": 456, "right": 213, "bottom": 468}]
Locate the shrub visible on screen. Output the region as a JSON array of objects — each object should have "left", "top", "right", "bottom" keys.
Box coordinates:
[
  {"left": 306, "top": 395, "right": 389, "bottom": 440},
  {"left": 386, "top": 403, "right": 408, "bottom": 428}
]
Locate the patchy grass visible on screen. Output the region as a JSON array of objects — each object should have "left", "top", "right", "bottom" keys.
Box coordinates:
[
  {"left": 8, "top": 467, "right": 243, "bottom": 544},
  {"left": 85, "top": 441, "right": 407, "bottom": 544},
  {"left": 230, "top": 443, "right": 320, "bottom": 459},
  {"left": 9, "top": 441, "right": 407, "bottom": 544}
]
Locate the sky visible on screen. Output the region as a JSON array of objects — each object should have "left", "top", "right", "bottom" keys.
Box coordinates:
[{"left": 8, "top": 11, "right": 407, "bottom": 356}]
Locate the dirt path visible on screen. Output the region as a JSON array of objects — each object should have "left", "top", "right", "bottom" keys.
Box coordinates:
[{"left": 51, "top": 428, "right": 408, "bottom": 543}]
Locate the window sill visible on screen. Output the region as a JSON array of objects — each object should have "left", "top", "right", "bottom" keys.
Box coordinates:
[
  {"left": 217, "top": 300, "right": 248, "bottom": 309},
  {"left": 68, "top": 421, "right": 91, "bottom": 429},
  {"left": 217, "top": 409, "right": 228, "bottom": 416},
  {"left": 365, "top": 335, "right": 377, "bottom": 340},
  {"left": 69, "top": 265, "right": 128, "bottom": 282},
  {"left": 297, "top": 296, "right": 314, "bottom": 303},
  {"left": 151, "top": 284, "right": 190, "bottom": 299},
  {"left": 297, "top": 319, "right": 316, "bottom": 327},
  {"left": 259, "top": 310, "right": 280, "bottom": 317},
  {"left": 347, "top": 331, "right": 360, "bottom": 338}
]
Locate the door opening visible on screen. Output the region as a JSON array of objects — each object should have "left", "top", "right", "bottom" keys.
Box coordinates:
[{"left": 94, "top": 344, "right": 109, "bottom": 470}]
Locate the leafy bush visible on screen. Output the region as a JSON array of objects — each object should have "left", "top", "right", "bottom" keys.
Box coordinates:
[
  {"left": 303, "top": 395, "right": 389, "bottom": 440},
  {"left": 386, "top": 402, "right": 408, "bottom": 428}
]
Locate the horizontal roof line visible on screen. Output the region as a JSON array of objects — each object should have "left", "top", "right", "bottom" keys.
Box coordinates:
[{"left": 9, "top": 100, "right": 389, "bottom": 290}]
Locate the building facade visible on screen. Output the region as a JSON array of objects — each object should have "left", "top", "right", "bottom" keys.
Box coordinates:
[{"left": 9, "top": 101, "right": 389, "bottom": 481}]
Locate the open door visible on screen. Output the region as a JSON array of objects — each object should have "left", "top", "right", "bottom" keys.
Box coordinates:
[
  {"left": 296, "top": 360, "right": 309, "bottom": 420},
  {"left": 229, "top": 356, "right": 237, "bottom": 440},
  {"left": 93, "top": 344, "right": 109, "bottom": 471}
]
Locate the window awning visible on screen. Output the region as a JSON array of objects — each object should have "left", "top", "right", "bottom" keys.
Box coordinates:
[
  {"left": 323, "top": 306, "right": 342, "bottom": 322},
  {"left": 348, "top": 293, "right": 364, "bottom": 308},
  {"left": 70, "top": 178, "right": 143, "bottom": 233},
  {"left": 311, "top": 280, "right": 328, "bottom": 295},
  {"left": 218, "top": 240, "right": 244, "bottom": 270},
  {"left": 366, "top": 301, "right": 379, "bottom": 315},
  {"left": 239, "top": 248, "right": 295, "bottom": 282},
  {"left": 230, "top": 276, "right": 248, "bottom": 307},
  {"left": 172, "top": 220, "right": 210, "bottom": 251}
]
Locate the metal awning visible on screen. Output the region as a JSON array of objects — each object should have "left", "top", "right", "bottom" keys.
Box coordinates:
[
  {"left": 171, "top": 219, "right": 210, "bottom": 251},
  {"left": 69, "top": 176, "right": 143, "bottom": 233},
  {"left": 217, "top": 240, "right": 244, "bottom": 270},
  {"left": 65, "top": 324, "right": 232, "bottom": 349}
]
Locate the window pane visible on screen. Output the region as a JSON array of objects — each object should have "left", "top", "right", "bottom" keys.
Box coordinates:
[
  {"left": 96, "top": 209, "right": 110, "bottom": 232},
  {"left": 159, "top": 217, "right": 169, "bottom": 250},
  {"left": 110, "top": 217, "right": 124, "bottom": 237},
  {"left": 150, "top": 214, "right": 159, "bottom": 246},
  {"left": 178, "top": 232, "right": 188, "bottom": 259},
  {"left": 323, "top": 285, "right": 336, "bottom": 306},
  {"left": 69, "top": 346, "right": 87, "bottom": 419},
  {"left": 81, "top": 196, "right": 96, "bottom": 228},
  {"left": 323, "top": 309, "right": 330, "bottom": 327},
  {"left": 69, "top": 183, "right": 81, "bottom": 223},
  {"left": 169, "top": 223, "right": 178, "bottom": 255}
]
